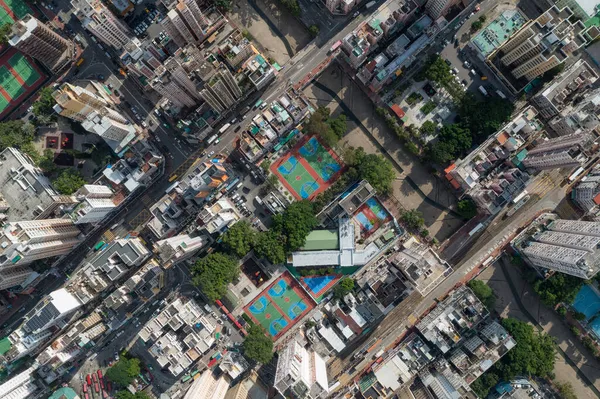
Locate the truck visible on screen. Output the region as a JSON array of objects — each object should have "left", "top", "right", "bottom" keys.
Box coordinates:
[
  {"left": 329, "top": 40, "right": 342, "bottom": 54},
  {"left": 478, "top": 85, "right": 488, "bottom": 96},
  {"left": 365, "top": 0, "right": 376, "bottom": 8}
]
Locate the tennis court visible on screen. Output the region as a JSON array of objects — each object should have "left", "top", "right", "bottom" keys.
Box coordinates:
[
  {"left": 0, "top": 66, "right": 23, "bottom": 99},
  {"left": 244, "top": 272, "right": 315, "bottom": 339},
  {"left": 276, "top": 155, "right": 320, "bottom": 199},
  {"left": 9, "top": 53, "right": 40, "bottom": 86},
  {"left": 2, "top": 0, "right": 33, "bottom": 20},
  {"left": 299, "top": 136, "right": 342, "bottom": 182},
  {"left": 0, "top": 7, "right": 10, "bottom": 26}
]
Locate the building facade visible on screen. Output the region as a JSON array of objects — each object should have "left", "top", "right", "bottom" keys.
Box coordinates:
[{"left": 72, "top": 0, "right": 130, "bottom": 48}]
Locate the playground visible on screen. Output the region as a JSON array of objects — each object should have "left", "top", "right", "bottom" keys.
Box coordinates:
[
  {"left": 354, "top": 198, "right": 392, "bottom": 237},
  {"left": 271, "top": 135, "right": 343, "bottom": 200},
  {"left": 0, "top": 49, "right": 45, "bottom": 118},
  {"left": 244, "top": 272, "right": 315, "bottom": 339}
]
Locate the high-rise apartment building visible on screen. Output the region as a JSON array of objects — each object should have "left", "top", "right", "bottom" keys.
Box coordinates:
[
  {"left": 0, "top": 218, "right": 81, "bottom": 268},
  {"left": 200, "top": 68, "right": 242, "bottom": 113},
  {"left": 160, "top": 15, "right": 187, "bottom": 48},
  {"left": 8, "top": 15, "right": 73, "bottom": 72},
  {"left": 572, "top": 170, "right": 600, "bottom": 214},
  {"left": 53, "top": 83, "right": 138, "bottom": 152},
  {"left": 72, "top": 0, "right": 130, "bottom": 49},
  {"left": 153, "top": 234, "right": 206, "bottom": 268},
  {"left": 68, "top": 185, "right": 116, "bottom": 225},
  {"left": 425, "top": 0, "right": 467, "bottom": 19},
  {"left": 0, "top": 147, "right": 78, "bottom": 222},
  {"left": 164, "top": 57, "right": 202, "bottom": 100},
  {"left": 160, "top": 0, "right": 211, "bottom": 47},
  {"left": 547, "top": 88, "right": 600, "bottom": 136},
  {"left": 522, "top": 131, "right": 591, "bottom": 171},
  {"left": 491, "top": 6, "right": 596, "bottom": 90},
  {"left": 521, "top": 219, "right": 600, "bottom": 278},
  {"left": 151, "top": 75, "right": 198, "bottom": 108},
  {"left": 532, "top": 60, "right": 598, "bottom": 120},
  {"left": 274, "top": 340, "right": 329, "bottom": 398}
]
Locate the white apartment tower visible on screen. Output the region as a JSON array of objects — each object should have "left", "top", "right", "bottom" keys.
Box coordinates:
[
  {"left": 160, "top": 15, "right": 187, "bottom": 48},
  {"left": 69, "top": 185, "right": 116, "bottom": 225},
  {"left": 0, "top": 218, "right": 81, "bottom": 268},
  {"left": 164, "top": 57, "right": 202, "bottom": 100},
  {"left": 522, "top": 219, "right": 600, "bottom": 278},
  {"left": 8, "top": 15, "right": 73, "bottom": 73},
  {"left": 274, "top": 340, "right": 329, "bottom": 398},
  {"left": 572, "top": 171, "right": 600, "bottom": 214},
  {"left": 200, "top": 68, "right": 242, "bottom": 113},
  {"left": 153, "top": 234, "right": 206, "bottom": 268},
  {"left": 522, "top": 131, "right": 591, "bottom": 171},
  {"left": 72, "top": 0, "right": 130, "bottom": 49}
]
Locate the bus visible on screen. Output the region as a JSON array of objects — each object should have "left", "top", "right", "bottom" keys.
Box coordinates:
[
  {"left": 569, "top": 166, "right": 585, "bottom": 183},
  {"left": 207, "top": 134, "right": 218, "bottom": 145},
  {"left": 83, "top": 383, "right": 88, "bottom": 393},
  {"left": 181, "top": 375, "right": 192, "bottom": 383},
  {"left": 218, "top": 123, "right": 231, "bottom": 134},
  {"left": 76, "top": 58, "right": 84, "bottom": 67},
  {"left": 512, "top": 190, "right": 528, "bottom": 204},
  {"left": 329, "top": 40, "right": 342, "bottom": 54}
]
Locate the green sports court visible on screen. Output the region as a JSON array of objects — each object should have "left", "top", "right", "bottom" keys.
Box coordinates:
[
  {"left": 244, "top": 272, "right": 315, "bottom": 339},
  {"left": 0, "top": 49, "right": 46, "bottom": 117}
]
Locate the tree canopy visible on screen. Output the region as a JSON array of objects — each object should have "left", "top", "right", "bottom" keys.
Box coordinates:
[
  {"left": 272, "top": 200, "right": 317, "bottom": 251},
  {"left": 0, "top": 23, "right": 12, "bottom": 45},
  {"left": 333, "top": 277, "right": 354, "bottom": 299},
  {"left": 115, "top": 391, "right": 150, "bottom": 399},
  {"left": 191, "top": 253, "right": 239, "bottom": 301},
  {"left": 253, "top": 231, "right": 286, "bottom": 265},
  {"left": 457, "top": 199, "right": 477, "bottom": 219},
  {"left": 533, "top": 273, "right": 583, "bottom": 307},
  {"left": 305, "top": 107, "right": 348, "bottom": 147},
  {"left": 52, "top": 169, "right": 86, "bottom": 195},
  {"left": 471, "top": 318, "right": 555, "bottom": 398},
  {"left": 458, "top": 94, "right": 514, "bottom": 141},
  {"left": 343, "top": 147, "right": 395, "bottom": 194},
  {"left": 243, "top": 324, "right": 274, "bottom": 364},
  {"left": 401, "top": 209, "right": 425, "bottom": 231},
  {"left": 467, "top": 280, "right": 495, "bottom": 310},
  {"left": 106, "top": 358, "right": 140, "bottom": 387},
  {"left": 221, "top": 221, "right": 256, "bottom": 258},
  {"left": 32, "top": 87, "right": 56, "bottom": 118},
  {"left": 427, "top": 124, "right": 472, "bottom": 165}
]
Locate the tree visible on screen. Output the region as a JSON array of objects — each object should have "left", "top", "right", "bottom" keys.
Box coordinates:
[
  {"left": 458, "top": 95, "right": 514, "bottom": 141},
  {"left": 533, "top": 274, "right": 583, "bottom": 307},
  {"left": 106, "top": 358, "right": 140, "bottom": 387},
  {"left": 32, "top": 87, "right": 56, "bottom": 118},
  {"left": 272, "top": 200, "right": 317, "bottom": 251},
  {"left": 0, "top": 23, "right": 11, "bottom": 45},
  {"left": 38, "top": 149, "right": 56, "bottom": 173},
  {"left": 308, "top": 24, "right": 319, "bottom": 38},
  {"left": 344, "top": 147, "right": 395, "bottom": 194},
  {"left": 428, "top": 124, "right": 472, "bottom": 165},
  {"left": 214, "top": 0, "right": 232, "bottom": 11},
  {"left": 572, "top": 311, "right": 586, "bottom": 321},
  {"left": 457, "top": 199, "right": 477, "bottom": 219},
  {"left": 221, "top": 221, "right": 256, "bottom": 258},
  {"left": 52, "top": 169, "right": 86, "bottom": 195},
  {"left": 243, "top": 324, "right": 273, "bottom": 364},
  {"left": 260, "top": 159, "right": 271, "bottom": 173},
  {"left": 253, "top": 231, "right": 286, "bottom": 264},
  {"left": 333, "top": 277, "right": 354, "bottom": 299},
  {"left": 421, "top": 56, "right": 453, "bottom": 85},
  {"left": 467, "top": 280, "right": 495, "bottom": 310},
  {"left": 471, "top": 20, "right": 483, "bottom": 31},
  {"left": 555, "top": 381, "right": 577, "bottom": 399},
  {"left": 420, "top": 120, "right": 437, "bottom": 137},
  {"left": 329, "top": 114, "right": 347, "bottom": 140},
  {"left": 401, "top": 209, "right": 425, "bottom": 231},
  {"left": 116, "top": 392, "right": 150, "bottom": 399},
  {"left": 191, "top": 253, "right": 239, "bottom": 301}
]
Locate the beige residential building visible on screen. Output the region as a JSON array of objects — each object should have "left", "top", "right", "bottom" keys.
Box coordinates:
[
  {"left": 491, "top": 6, "right": 597, "bottom": 90},
  {"left": 200, "top": 68, "right": 242, "bottom": 113},
  {"left": 9, "top": 15, "right": 73, "bottom": 72},
  {"left": 72, "top": 0, "right": 130, "bottom": 49},
  {"left": 151, "top": 75, "right": 198, "bottom": 108}
]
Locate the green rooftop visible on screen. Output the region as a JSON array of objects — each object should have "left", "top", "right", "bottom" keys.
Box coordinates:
[
  {"left": 48, "top": 387, "right": 78, "bottom": 399},
  {"left": 0, "top": 337, "right": 11, "bottom": 355},
  {"left": 301, "top": 230, "right": 339, "bottom": 251}
]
